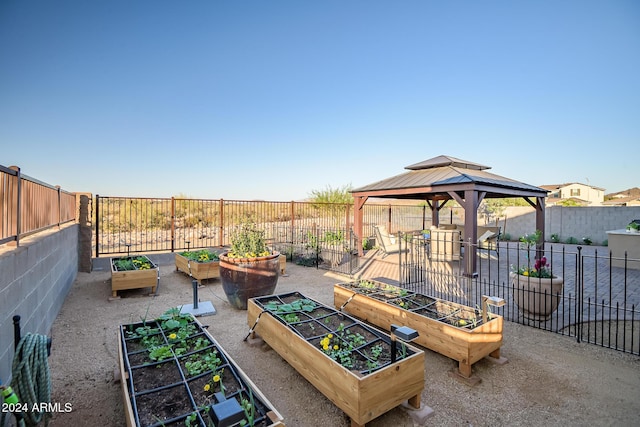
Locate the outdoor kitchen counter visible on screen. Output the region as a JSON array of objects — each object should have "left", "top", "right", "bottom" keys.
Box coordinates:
[{"left": 606, "top": 229, "right": 640, "bottom": 269}]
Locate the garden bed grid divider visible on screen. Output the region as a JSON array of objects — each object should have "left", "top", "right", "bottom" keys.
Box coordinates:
[{"left": 118, "top": 314, "right": 283, "bottom": 427}]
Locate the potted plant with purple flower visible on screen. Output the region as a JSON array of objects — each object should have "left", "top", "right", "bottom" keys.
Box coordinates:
[{"left": 510, "top": 230, "right": 564, "bottom": 321}]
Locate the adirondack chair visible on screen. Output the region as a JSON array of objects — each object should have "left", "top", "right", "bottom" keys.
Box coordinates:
[
  {"left": 373, "top": 225, "right": 407, "bottom": 257},
  {"left": 477, "top": 226, "right": 501, "bottom": 257}
]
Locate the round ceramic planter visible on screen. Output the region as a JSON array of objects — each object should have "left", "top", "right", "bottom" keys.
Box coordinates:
[
  {"left": 219, "top": 251, "right": 280, "bottom": 310},
  {"left": 510, "top": 272, "right": 564, "bottom": 321}
]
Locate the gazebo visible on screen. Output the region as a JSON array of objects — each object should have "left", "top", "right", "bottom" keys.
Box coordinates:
[{"left": 351, "top": 155, "right": 549, "bottom": 276}]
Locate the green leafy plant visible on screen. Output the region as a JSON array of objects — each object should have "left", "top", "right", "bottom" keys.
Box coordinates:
[
  {"left": 519, "top": 230, "right": 542, "bottom": 248},
  {"left": 550, "top": 233, "right": 560, "bottom": 243},
  {"left": 362, "top": 236, "right": 374, "bottom": 250},
  {"left": 323, "top": 230, "right": 345, "bottom": 245},
  {"left": 113, "top": 256, "right": 154, "bottom": 271},
  {"left": 114, "top": 258, "right": 135, "bottom": 270},
  {"left": 565, "top": 236, "right": 579, "bottom": 244},
  {"left": 318, "top": 324, "right": 371, "bottom": 370},
  {"left": 149, "top": 345, "right": 173, "bottom": 362},
  {"left": 513, "top": 255, "right": 553, "bottom": 278},
  {"left": 305, "top": 231, "right": 320, "bottom": 254},
  {"left": 582, "top": 237, "right": 593, "bottom": 245},
  {"left": 263, "top": 298, "right": 317, "bottom": 314},
  {"left": 239, "top": 389, "right": 256, "bottom": 427},
  {"left": 202, "top": 369, "right": 226, "bottom": 396},
  {"left": 179, "top": 249, "right": 220, "bottom": 262},
  {"left": 513, "top": 230, "right": 554, "bottom": 278},
  {"left": 227, "top": 219, "right": 270, "bottom": 258},
  {"left": 132, "top": 256, "right": 152, "bottom": 269},
  {"left": 183, "top": 350, "right": 221, "bottom": 376},
  {"left": 184, "top": 412, "right": 198, "bottom": 427},
  {"left": 282, "top": 313, "right": 300, "bottom": 323}
]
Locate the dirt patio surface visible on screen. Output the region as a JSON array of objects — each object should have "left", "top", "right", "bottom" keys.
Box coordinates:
[{"left": 42, "top": 254, "right": 640, "bottom": 427}]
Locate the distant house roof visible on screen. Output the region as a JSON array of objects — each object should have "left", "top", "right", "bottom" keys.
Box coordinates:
[
  {"left": 547, "top": 197, "right": 590, "bottom": 206},
  {"left": 606, "top": 187, "right": 640, "bottom": 199},
  {"left": 603, "top": 196, "right": 640, "bottom": 206},
  {"left": 352, "top": 155, "right": 546, "bottom": 199},
  {"left": 540, "top": 182, "right": 605, "bottom": 192}
]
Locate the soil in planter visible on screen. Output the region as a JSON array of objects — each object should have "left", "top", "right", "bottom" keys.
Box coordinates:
[
  {"left": 405, "top": 294, "right": 437, "bottom": 308},
  {"left": 316, "top": 313, "right": 356, "bottom": 332},
  {"left": 339, "top": 282, "right": 378, "bottom": 294},
  {"left": 134, "top": 383, "right": 194, "bottom": 427},
  {"left": 180, "top": 333, "right": 214, "bottom": 354},
  {"left": 338, "top": 324, "right": 378, "bottom": 344},
  {"left": 308, "top": 306, "right": 334, "bottom": 318},
  {"left": 308, "top": 335, "right": 374, "bottom": 373},
  {"left": 291, "top": 319, "right": 330, "bottom": 338},
  {"left": 275, "top": 311, "right": 312, "bottom": 324},
  {"left": 388, "top": 297, "right": 415, "bottom": 310},
  {"left": 278, "top": 292, "right": 313, "bottom": 305},
  {"left": 359, "top": 340, "right": 393, "bottom": 369},
  {"left": 125, "top": 333, "right": 164, "bottom": 353},
  {"left": 132, "top": 360, "right": 182, "bottom": 392},
  {"left": 188, "top": 364, "right": 242, "bottom": 408},
  {"left": 127, "top": 350, "right": 152, "bottom": 367}
]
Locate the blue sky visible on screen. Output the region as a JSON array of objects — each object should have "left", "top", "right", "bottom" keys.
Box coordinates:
[{"left": 1, "top": 0, "right": 638, "bottom": 200}]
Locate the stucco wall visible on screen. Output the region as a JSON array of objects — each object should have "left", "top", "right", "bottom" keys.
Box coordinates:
[{"left": 0, "top": 224, "right": 78, "bottom": 384}]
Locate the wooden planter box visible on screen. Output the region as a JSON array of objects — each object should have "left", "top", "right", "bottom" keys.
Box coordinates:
[
  {"left": 118, "top": 312, "right": 284, "bottom": 427},
  {"left": 175, "top": 253, "right": 220, "bottom": 284},
  {"left": 248, "top": 292, "right": 424, "bottom": 427},
  {"left": 334, "top": 280, "right": 504, "bottom": 380},
  {"left": 110, "top": 256, "right": 159, "bottom": 298}
]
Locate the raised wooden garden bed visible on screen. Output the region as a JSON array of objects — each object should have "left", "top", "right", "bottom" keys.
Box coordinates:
[
  {"left": 247, "top": 292, "right": 424, "bottom": 427},
  {"left": 110, "top": 256, "right": 159, "bottom": 298},
  {"left": 334, "top": 280, "right": 505, "bottom": 380},
  {"left": 118, "top": 309, "right": 284, "bottom": 427},
  {"left": 175, "top": 249, "right": 220, "bottom": 284}
]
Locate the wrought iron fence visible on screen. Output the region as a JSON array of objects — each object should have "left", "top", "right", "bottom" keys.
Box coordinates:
[
  {"left": 398, "top": 233, "right": 640, "bottom": 355},
  {"left": 93, "top": 196, "right": 438, "bottom": 257},
  {"left": 0, "top": 164, "right": 77, "bottom": 246}
]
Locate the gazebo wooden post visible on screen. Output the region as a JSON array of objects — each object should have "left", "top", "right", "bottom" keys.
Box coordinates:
[
  {"left": 463, "top": 190, "right": 479, "bottom": 277},
  {"left": 353, "top": 196, "right": 368, "bottom": 256},
  {"left": 428, "top": 200, "right": 439, "bottom": 228},
  {"left": 535, "top": 196, "right": 546, "bottom": 257},
  {"left": 523, "top": 195, "right": 547, "bottom": 259},
  {"left": 448, "top": 189, "right": 485, "bottom": 277}
]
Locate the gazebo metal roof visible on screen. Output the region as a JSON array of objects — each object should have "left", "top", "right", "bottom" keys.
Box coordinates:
[
  {"left": 351, "top": 155, "right": 548, "bottom": 276},
  {"left": 352, "top": 155, "right": 546, "bottom": 200}
]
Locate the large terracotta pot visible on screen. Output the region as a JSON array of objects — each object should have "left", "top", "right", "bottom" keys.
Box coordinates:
[
  {"left": 510, "top": 272, "right": 564, "bottom": 321},
  {"left": 219, "top": 251, "right": 280, "bottom": 310}
]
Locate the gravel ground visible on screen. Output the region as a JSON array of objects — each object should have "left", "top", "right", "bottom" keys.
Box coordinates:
[{"left": 39, "top": 255, "right": 640, "bottom": 427}]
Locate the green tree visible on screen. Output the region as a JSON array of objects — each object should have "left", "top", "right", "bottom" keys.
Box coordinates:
[
  {"left": 308, "top": 184, "right": 353, "bottom": 204},
  {"left": 308, "top": 184, "right": 353, "bottom": 227}
]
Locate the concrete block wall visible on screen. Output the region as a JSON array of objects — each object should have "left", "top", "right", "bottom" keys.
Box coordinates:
[
  {"left": 496, "top": 206, "right": 640, "bottom": 245},
  {"left": 0, "top": 224, "right": 78, "bottom": 385}
]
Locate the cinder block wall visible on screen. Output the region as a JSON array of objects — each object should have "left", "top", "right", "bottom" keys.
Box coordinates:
[
  {"left": 497, "top": 206, "right": 640, "bottom": 245},
  {"left": 0, "top": 224, "right": 78, "bottom": 384}
]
